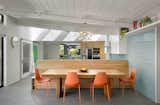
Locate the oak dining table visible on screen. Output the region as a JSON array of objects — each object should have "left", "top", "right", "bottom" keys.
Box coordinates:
[{"left": 41, "top": 69, "right": 127, "bottom": 97}]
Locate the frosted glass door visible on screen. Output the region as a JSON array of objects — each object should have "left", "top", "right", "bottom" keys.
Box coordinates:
[
  {"left": 21, "top": 40, "right": 32, "bottom": 78},
  {"left": 127, "top": 28, "right": 156, "bottom": 102}
]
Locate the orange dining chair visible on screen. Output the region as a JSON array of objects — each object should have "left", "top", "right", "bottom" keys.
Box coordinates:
[
  {"left": 90, "top": 72, "right": 111, "bottom": 102},
  {"left": 33, "top": 68, "right": 51, "bottom": 96},
  {"left": 119, "top": 68, "right": 137, "bottom": 96},
  {"left": 63, "top": 72, "right": 81, "bottom": 103}
]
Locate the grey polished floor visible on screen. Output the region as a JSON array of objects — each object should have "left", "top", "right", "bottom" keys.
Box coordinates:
[{"left": 0, "top": 77, "right": 158, "bottom": 105}]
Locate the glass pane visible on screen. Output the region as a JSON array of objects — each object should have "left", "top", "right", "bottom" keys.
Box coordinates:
[
  {"left": 23, "top": 42, "right": 31, "bottom": 74},
  {"left": 33, "top": 44, "right": 38, "bottom": 64}
]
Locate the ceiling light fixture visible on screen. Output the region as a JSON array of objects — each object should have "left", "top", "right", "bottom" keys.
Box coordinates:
[
  {"left": 79, "top": 31, "right": 92, "bottom": 35},
  {"left": 78, "top": 21, "right": 93, "bottom": 37}
]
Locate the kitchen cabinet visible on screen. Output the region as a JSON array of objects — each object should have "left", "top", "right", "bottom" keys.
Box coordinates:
[{"left": 80, "top": 41, "right": 105, "bottom": 59}]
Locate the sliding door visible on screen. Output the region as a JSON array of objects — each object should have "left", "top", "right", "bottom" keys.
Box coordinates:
[
  {"left": 21, "top": 40, "right": 33, "bottom": 78},
  {"left": 157, "top": 26, "right": 160, "bottom": 103}
]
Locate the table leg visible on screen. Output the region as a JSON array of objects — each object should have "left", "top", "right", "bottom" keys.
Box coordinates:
[
  {"left": 104, "top": 84, "right": 112, "bottom": 97},
  {"left": 56, "top": 78, "right": 63, "bottom": 97},
  {"left": 32, "top": 77, "right": 35, "bottom": 95},
  {"left": 116, "top": 77, "right": 120, "bottom": 88},
  {"left": 59, "top": 78, "right": 63, "bottom": 97}
]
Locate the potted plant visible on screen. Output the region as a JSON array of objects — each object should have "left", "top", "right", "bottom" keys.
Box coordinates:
[
  {"left": 119, "top": 27, "right": 129, "bottom": 40},
  {"left": 142, "top": 16, "right": 152, "bottom": 26}
]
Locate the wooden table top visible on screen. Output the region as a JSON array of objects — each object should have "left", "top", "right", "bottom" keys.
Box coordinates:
[{"left": 42, "top": 69, "right": 127, "bottom": 78}]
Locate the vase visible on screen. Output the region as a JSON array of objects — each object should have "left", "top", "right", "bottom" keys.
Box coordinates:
[{"left": 133, "top": 20, "right": 138, "bottom": 29}]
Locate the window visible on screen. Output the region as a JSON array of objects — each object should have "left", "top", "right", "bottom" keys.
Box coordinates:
[{"left": 109, "top": 35, "right": 119, "bottom": 54}]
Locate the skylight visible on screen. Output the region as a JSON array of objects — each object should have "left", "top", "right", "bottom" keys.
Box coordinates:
[
  {"left": 76, "top": 34, "right": 106, "bottom": 41},
  {"left": 28, "top": 28, "right": 110, "bottom": 42},
  {"left": 63, "top": 32, "right": 80, "bottom": 41},
  {"left": 30, "top": 27, "right": 47, "bottom": 41},
  {"left": 42, "top": 30, "right": 62, "bottom": 41}
]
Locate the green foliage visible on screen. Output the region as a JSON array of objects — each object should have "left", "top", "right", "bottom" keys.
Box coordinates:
[
  {"left": 33, "top": 44, "right": 38, "bottom": 64},
  {"left": 59, "top": 45, "right": 64, "bottom": 56},
  {"left": 69, "top": 48, "right": 78, "bottom": 55},
  {"left": 142, "top": 16, "right": 152, "bottom": 26},
  {"left": 120, "top": 27, "right": 129, "bottom": 40}
]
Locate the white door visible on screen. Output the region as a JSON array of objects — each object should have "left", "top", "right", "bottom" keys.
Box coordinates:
[{"left": 21, "top": 40, "right": 33, "bottom": 78}]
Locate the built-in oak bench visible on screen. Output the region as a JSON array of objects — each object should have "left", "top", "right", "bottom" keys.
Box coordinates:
[
  {"left": 34, "top": 60, "right": 129, "bottom": 89},
  {"left": 37, "top": 59, "right": 128, "bottom": 73}
]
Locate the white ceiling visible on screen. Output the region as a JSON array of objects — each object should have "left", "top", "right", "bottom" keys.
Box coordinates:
[{"left": 1, "top": 0, "right": 160, "bottom": 34}]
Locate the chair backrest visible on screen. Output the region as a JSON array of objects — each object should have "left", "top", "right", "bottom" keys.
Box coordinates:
[
  {"left": 35, "top": 68, "right": 42, "bottom": 81},
  {"left": 93, "top": 72, "right": 107, "bottom": 86},
  {"left": 129, "top": 68, "right": 136, "bottom": 81},
  {"left": 65, "top": 72, "right": 79, "bottom": 86}
]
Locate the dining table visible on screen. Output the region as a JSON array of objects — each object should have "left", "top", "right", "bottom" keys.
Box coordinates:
[{"left": 41, "top": 69, "right": 127, "bottom": 97}]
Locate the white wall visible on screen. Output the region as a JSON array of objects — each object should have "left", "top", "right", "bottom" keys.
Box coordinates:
[
  {"left": 109, "top": 35, "right": 127, "bottom": 54},
  {"left": 119, "top": 38, "right": 127, "bottom": 54},
  {"left": 110, "top": 35, "right": 119, "bottom": 54},
  {"left": 43, "top": 44, "right": 59, "bottom": 59},
  {"left": 0, "top": 16, "right": 21, "bottom": 85},
  {"left": 0, "top": 15, "right": 34, "bottom": 86},
  {"left": 37, "top": 42, "right": 44, "bottom": 59}
]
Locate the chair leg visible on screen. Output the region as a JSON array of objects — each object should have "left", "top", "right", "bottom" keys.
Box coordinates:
[
  {"left": 48, "top": 81, "right": 51, "bottom": 89},
  {"left": 116, "top": 78, "right": 119, "bottom": 88},
  {"left": 39, "top": 83, "right": 41, "bottom": 89},
  {"left": 33, "top": 83, "right": 39, "bottom": 95},
  {"left": 32, "top": 88, "right": 36, "bottom": 95},
  {"left": 78, "top": 85, "right": 81, "bottom": 103},
  {"left": 130, "top": 82, "right": 134, "bottom": 90},
  {"left": 90, "top": 85, "right": 92, "bottom": 96},
  {"left": 106, "top": 84, "right": 111, "bottom": 101},
  {"left": 63, "top": 86, "right": 66, "bottom": 103},
  {"left": 119, "top": 80, "right": 121, "bottom": 88},
  {"left": 108, "top": 83, "right": 112, "bottom": 98},
  {"left": 121, "top": 82, "right": 125, "bottom": 96},
  {"left": 130, "top": 82, "right": 138, "bottom": 96},
  {"left": 92, "top": 85, "right": 94, "bottom": 103},
  {"left": 46, "top": 82, "right": 49, "bottom": 96},
  {"left": 104, "top": 85, "right": 106, "bottom": 96}
]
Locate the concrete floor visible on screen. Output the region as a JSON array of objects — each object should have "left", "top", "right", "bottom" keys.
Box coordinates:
[{"left": 0, "top": 77, "right": 158, "bottom": 105}]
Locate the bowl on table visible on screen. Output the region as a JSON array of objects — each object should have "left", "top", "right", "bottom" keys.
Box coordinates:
[{"left": 79, "top": 68, "right": 88, "bottom": 73}]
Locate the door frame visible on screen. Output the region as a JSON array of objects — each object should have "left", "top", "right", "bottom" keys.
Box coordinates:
[
  {"left": 0, "top": 35, "right": 6, "bottom": 87},
  {"left": 3, "top": 35, "right": 7, "bottom": 86},
  {"left": 20, "top": 39, "right": 33, "bottom": 78},
  {"left": 0, "top": 35, "right": 7, "bottom": 87},
  {"left": 156, "top": 27, "right": 160, "bottom": 103}
]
